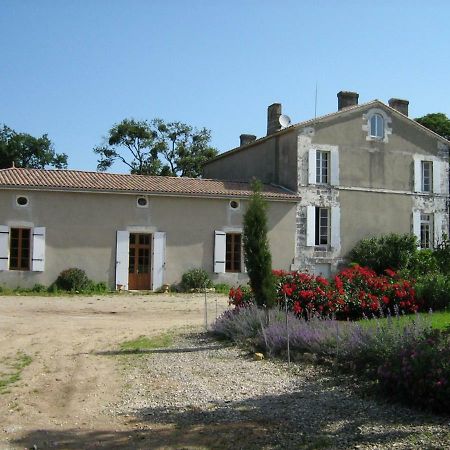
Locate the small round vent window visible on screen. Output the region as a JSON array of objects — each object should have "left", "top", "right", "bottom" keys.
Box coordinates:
[
  {"left": 16, "top": 196, "right": 29, "bottom": 206},
  {"left": 137, "top": 197, "right": 148, "bottom": 207},
  {"left": 230, "top": 200, "right": 240, "bottom": 210}
]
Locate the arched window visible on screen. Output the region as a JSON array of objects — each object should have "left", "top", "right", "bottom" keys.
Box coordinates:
[{"left": 370, "top": 113, "right": 384, "bottom": 138}]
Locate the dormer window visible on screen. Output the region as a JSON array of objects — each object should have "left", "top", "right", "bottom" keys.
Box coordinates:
[
  {"left": 370, "top": 113, "right": 384, "bottom": 138},
  {"left": 363, "top": 109, "right": 391, "bottom": 143}
]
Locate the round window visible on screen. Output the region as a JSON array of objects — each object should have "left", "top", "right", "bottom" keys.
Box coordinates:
[
  {"left": 230, "top": 200, "right": 240, "bottom": 209},
  {"left": 137, "top": 197, "right": 148, "bottom": 207},
  {"left": 17, "top": 196, "right": 28, "bottom": 206}
]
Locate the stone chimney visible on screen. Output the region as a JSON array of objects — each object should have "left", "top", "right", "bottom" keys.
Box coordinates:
[
  {"left": 337, "top": 91, "right": 359, "bottom": 110},
  {"left": 267, "top": 103, "right": 282, "bottom": 135},
  {"left": 388, "top": 98, "right": 409, "bottom": 116},
  {"left": 240, "top": 134, "right": 257, "bottom": 146}
]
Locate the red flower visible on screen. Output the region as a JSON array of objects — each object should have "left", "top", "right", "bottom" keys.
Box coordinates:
[
  {"left": 281, "top": 284, "right": 293, "bottom": 297},
  {"left": 293, "top": 301, "right": 303, "bottom": 314}
]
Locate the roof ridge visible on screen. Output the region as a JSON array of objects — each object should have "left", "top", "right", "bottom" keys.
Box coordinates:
[{"left": 0, "top": 167, "right": 280, "bottom": 187}]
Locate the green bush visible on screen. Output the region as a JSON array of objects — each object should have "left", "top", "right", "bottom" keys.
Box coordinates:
[
  {"left": 31, "top": 283, "right": 47, "bottom": 293},
  {"left": 434, "top": 234, "right": 450, "bottom": 275},
  {"left": 415, "top": 274, "right": 450, "bottom": 311},
  {"left": 55, "top": 268, "right": 90, "bottom": 291},
  {"left": 402, "top": 249, "right": 439, "bottom": 279},
  {"left": 181, "top": 268, "right": 212, "bottom": 291},
  {"left": 378, "top": 329, "right": 450, "bottom": 414},
  {"left": 349, "top": 233, "right": 418, "bottom": 274},
  {"left": 214, "top": 283, "right": 231, "bottom": 294}
]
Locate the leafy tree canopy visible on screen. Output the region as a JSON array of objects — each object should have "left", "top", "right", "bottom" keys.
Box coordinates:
[
  {"left": 0, "top": 125, "right": 68, "bottom": 170},
  {"left": 415, "top": 113, "right": 450, "bottom": 141},
  {"left": 94, "top": 118, "right": 218, "bottom": 177}
]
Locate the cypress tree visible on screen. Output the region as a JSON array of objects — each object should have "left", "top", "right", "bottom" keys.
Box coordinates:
[{"left": 243, "top": 179, "right": 276, "bottom": 308}]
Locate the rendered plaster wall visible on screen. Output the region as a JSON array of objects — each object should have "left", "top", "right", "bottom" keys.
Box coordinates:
[
  {"left": 294, "top": 104, "right": 449, "bottom": 273},
  {"left": 203, "top": 138, "right": 277, "bottom": 184},
  {"left": 0, "top": 190, "right": 296, "bottom": 289}
]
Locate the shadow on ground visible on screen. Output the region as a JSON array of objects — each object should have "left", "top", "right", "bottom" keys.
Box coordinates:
[{"left": 12, "top": 333, "right": 450, "bottom": 450}]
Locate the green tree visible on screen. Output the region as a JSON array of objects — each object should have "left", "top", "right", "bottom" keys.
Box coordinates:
[
  {"left": 415, "top": 113, "right": 450, "bottom": 140},
  {"left": 243, "top": 179, "right": 275, "bottom": 308},
  {"left": 0, "top": 125, "right": 68, "bottom": 170},
  {"left": 94, "top": 119, "right": 161, "bottom": 175},
  {"left": 152, "top": 119, "right": 218, "bottom": 177},
  {"left": 94, "top": 118, "right": 218, "bottom": 177}
]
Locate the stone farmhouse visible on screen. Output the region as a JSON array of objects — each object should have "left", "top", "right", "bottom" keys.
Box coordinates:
[
  {"left": 0, "top": 91, "right": 449, "bottom": 290},
  {"left": 204, "top": 92, "right": 450, "bottom": 277},
  {"left": 0, "top": 169, "right": 297, "bottom": 290}
]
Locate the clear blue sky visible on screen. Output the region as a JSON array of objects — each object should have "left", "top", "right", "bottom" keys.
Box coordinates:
[{"left": 1, "top": 0, "right": 449, "bottom": 172}]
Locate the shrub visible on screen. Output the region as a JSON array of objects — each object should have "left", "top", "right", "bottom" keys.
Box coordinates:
[
  {"left": 55, "top": 268, "right": 90, "bottom": 291},
  {"left": 349, "top": 233, "right": 417, "bottom": 274},
  {"left": 274, "top": 265, "right": 419, "bottom": 320},
  {"left": 377, "top": 329, "right": 450, "bottom": 413},
  {"left": 212, "top": 305, "right": 274, "bottom": 346},
  {"left": 214, "top": 283, "right": 231, "bottom": 294},
  {"left": 31, "top": 283, "right": 47, "bottom": 293},
  {"left": 243, "top": 179, "right": 276, "bottom": 307},
  {"left": 402, "top": 249, "right": 439, "bottom": 279},
  {"left": 181, "top": 268, "right": 213, "bottom": 291},
  {"left": 415, "top": 273, "right": 450, "bottom": 311},
  {"left": 434, "top": 234, "right": 450, "bottom": 275},
  {"left": 229, "top": 285, "right": 253, "bottom": 308}
]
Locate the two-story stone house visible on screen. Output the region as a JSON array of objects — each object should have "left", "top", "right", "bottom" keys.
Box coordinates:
[{"left": 204, "top": 92, "right": 450, "bottom": 277}]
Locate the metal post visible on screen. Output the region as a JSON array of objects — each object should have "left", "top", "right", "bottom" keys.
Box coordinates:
[
  {"left": 204, "top": 283, "right": 208, "bottom": 331},
  {"left": 284, "top": 293, "right": 290, "bottom": 367}
]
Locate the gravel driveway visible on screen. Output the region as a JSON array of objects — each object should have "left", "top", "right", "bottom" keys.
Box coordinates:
[
  {"left": 115, "top": 333, "right": 450, "bottom": 450},
  {"left": 2, "top": 295, "right": 449, "bottom": 449}
]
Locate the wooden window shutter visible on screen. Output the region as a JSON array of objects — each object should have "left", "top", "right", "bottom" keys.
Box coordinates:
[
  {"left": 330, "top": 148, "right": 339, "bottom": 186},
  {"left": 308, "top": 149, "right": 316, "bottom": 185},
  {"left": 214, "top": 231, "right": 226, "bottom": 273},
  {"left": 152, "top": 232, "right": 166, "bottom": 291},
  {"left": 306, "top": 206, "right": 316, "bottom": 247},
  {"left": 31, "top": 227, "right": 46, "bottom": 272},
  {"left": 412, "top": 211, "right": 421, "bottom": 247},
  {"left": 330, "top": 206, "right": 341, "bottom": 251},
  {"left": 414, "top": 160, "right": 421, "bottom": 192},
  {"left": 115, "top": 230, "right": 130, "bottom": 290},
  {"left": 433, "top": 160, "right": 441, "bottom": 194},
  {"left": 0, "top": 225, "right": 9, "bottom": 271}
]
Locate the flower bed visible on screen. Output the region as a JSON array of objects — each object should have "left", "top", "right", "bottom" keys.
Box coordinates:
[{"left": 229, "top": 265, "right": 419, "bottom": 320}]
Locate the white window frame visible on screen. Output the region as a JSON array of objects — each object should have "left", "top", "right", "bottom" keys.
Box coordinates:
[
  {"left": 420, "top": 213, "right": 433, "bottom": 249},
  {"left": 308, "top": 147, "right": 339, "bottom": 186},
  {"left": 414, "top": 158, "right": 441, "bottom": 194},
  {"left": 370, "top": 113, "right": 384, "bottom": 139},
  {"left": 316, "top": 150, "right": 329, "bottom": 184},
  {"left": 421, "top": 161, "right": 432, "bottom": 193},
  {"left": 315, "top": 207, "right": 330, "bottom": 247}
]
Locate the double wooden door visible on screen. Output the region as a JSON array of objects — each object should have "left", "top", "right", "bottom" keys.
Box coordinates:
[{"left": 128, "top": 233, "right": 152, "bottom": 290}]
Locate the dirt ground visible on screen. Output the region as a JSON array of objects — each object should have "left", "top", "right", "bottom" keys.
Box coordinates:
[{"left": 0, "top": 293, "right": 229, "bottom": 450}]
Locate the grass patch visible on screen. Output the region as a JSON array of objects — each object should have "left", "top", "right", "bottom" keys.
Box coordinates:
[
  {"left": 0, "top": 352, "right": 32, "bottom": 394},
  {"left": 120, "top": 333, "right": 173, "bottom": 352},
  {"left": 360, "top": 311, "right": 450, "bottom": 331},
  {"left": 213, "top": 283, "right": 231, "bottom": 295}
]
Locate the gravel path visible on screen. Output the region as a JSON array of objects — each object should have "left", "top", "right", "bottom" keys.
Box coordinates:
[{"left": 115, "top": 332, "right": 450, "bottom": 449}]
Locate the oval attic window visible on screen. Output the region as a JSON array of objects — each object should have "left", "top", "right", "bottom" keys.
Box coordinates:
[
  {"left": 137, "top": 197, "right": 148, "bottom": 207},
  {"left": 17, "top": 196, "right": 28, "bottom": 206},
  {"left": 230, "top": 200, "right": 240, "bottom": 209}
]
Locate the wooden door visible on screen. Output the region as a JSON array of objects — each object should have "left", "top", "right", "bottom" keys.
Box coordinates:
[{"left": 128, "top": 233, "right": 151, "bottom": 290}]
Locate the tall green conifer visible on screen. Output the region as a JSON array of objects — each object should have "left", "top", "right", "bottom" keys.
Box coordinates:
[{"left": 243, "top": 180, "right": 275, "bottom": 308}]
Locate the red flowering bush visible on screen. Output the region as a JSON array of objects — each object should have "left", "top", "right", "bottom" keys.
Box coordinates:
[
  {"left": 275, "top": 265, "right": 419, "bottom": 320},
  {"left": 228, "top": 285, "right": 253, "bottom": 308},
  {"left": 230, "top": 265, "right": 419, "bottom": 320}
]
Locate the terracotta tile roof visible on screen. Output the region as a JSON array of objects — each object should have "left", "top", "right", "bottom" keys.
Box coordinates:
[{"left": 0, "top": 167, "right": 299, "bottom": 201}]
